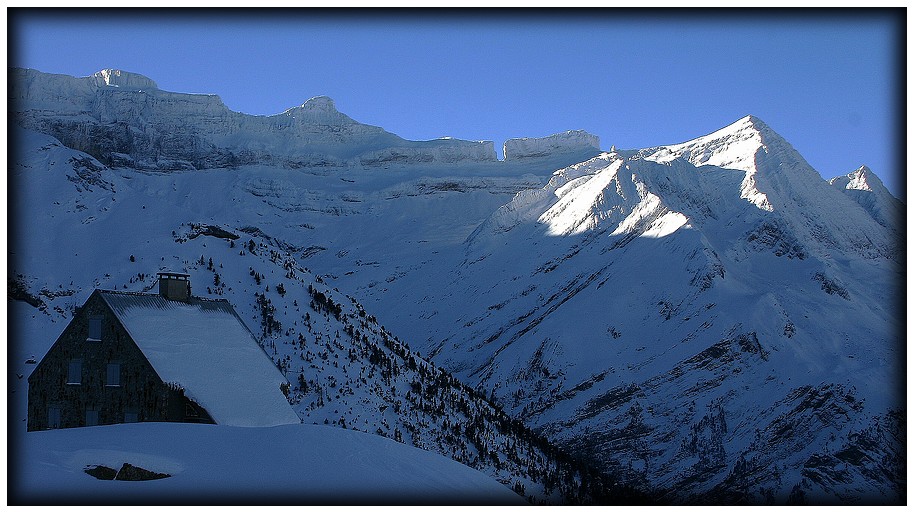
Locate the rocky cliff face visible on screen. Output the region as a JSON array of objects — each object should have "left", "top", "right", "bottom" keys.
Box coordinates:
[
  {"left": 504, "top": 130, "right": 601, "bottom": 161},
  {"left": 10, "top": 68, "right": 498, "bottom": 171}
]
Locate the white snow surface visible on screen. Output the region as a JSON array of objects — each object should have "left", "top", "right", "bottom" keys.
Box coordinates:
[
  {"left": 100, "top": 292, "right": 301, "bottom": 427},
  {"left": 14, "top": 422, "right": 523, "bottom": 504}
]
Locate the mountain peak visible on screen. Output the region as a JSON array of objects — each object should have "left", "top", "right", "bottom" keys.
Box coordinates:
[
  {"left": 829, "top": 165, "right": 889, "bottom": 195},
  {"left": 741, "top": 114, "right": 766, "bottom": 127},
  {"left": 300, "top": 95, "right": 338, "bottom": 113},
  {"left": 281, "top": 95, "right": 356, "bottom": 125},
  {"left": 847, "top": 165, "right": 885, "bottom": 191},
  {"left": 829, "top": 164, "right": 904, "bottom": 232},
  {"left": 702, "top": 114, "right": 780, "bottom": 145},
  {"left": 642, "top": 114, "right": 781, "bottom": 175},
  {"left": 92, "top": 69, "right": 158, "bottom": 90}
]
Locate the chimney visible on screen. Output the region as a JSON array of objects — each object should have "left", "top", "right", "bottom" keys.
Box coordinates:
[{"left": 158, "top": 272, "right": 191, "bottom": 301}]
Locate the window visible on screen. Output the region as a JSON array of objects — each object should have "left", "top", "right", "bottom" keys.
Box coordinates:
[
  {"left": 85, "top": 409, "right": 99, "bottom": 426},
  {"left": 88, "top": 316, "right": 102, "bottom": 341},
  {"left": 48, "top": 407, "right": 61, "bottom": 429},
  {"left": 67, "top": 359, "right": 82, "bottom": 385},
  {"left": 124, "top": 411, "right": 138, "bottom": 423},
  {"left": 106, "top": 363, "right": 121, "bottom": 387}
]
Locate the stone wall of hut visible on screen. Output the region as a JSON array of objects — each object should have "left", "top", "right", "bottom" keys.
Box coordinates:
[{"left": 27, "top": 291, "right": 213, "bottom": 431}]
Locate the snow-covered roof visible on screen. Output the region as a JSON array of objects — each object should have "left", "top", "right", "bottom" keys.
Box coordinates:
[{"left": 99, "top": 291, "right": 300, "bottom": 427}]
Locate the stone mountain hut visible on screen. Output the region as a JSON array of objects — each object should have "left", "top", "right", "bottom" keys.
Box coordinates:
[{"left": 27, "top": 272, "right": 300, "bottom": 431}]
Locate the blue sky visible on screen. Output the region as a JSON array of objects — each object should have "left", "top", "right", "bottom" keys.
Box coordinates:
[{"left": 11, "top": 9, "right": 905, "bottom": 199}]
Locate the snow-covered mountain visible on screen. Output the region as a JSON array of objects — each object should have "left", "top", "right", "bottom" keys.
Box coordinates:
[
  {"left": 9, "top": 68, "right": 904, "bottom": 505},
  {"left": 353, "top": 116, "right": 904, "bottom": 504},
  {"left": 327, "top": 118, "right": 903, "bottom": 503}
]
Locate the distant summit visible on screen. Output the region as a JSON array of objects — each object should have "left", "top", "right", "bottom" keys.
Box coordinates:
[
  {"left": 830, "top": 165, "right": 887, "bottom": 194},
  {"left": 829, "top": 165, "right": 905, "bottom": 234},
  {"left": 280, "top": 95, "right": 358, "bottom": 125},
  {"left": 298, "top": 95, "right": 338, "bottom": 112}
]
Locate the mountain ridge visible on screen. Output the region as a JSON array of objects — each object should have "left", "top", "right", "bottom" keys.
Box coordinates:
[{"left": 10, "top": 67, "right": 606, "bottom": 172}]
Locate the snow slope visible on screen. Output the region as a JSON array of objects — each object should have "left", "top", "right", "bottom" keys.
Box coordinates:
[{"left": 12, "top": 422, "right": 524, "bottom": 505}]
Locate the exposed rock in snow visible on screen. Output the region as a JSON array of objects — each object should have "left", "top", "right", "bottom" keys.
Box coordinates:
[{"left": 503, "top": 130, "right": 601, "bottom": 161}]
